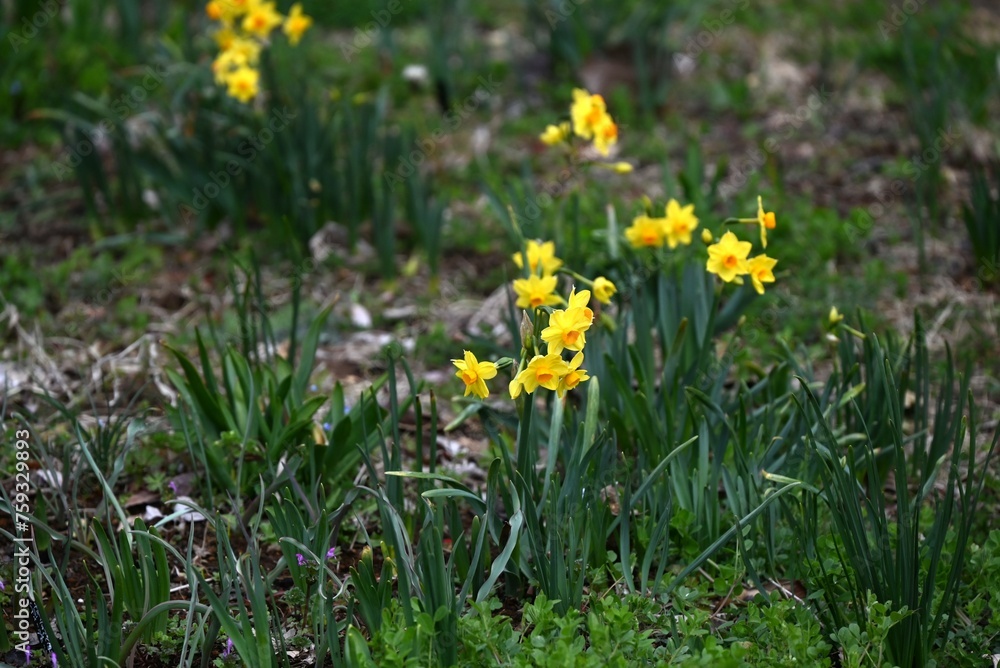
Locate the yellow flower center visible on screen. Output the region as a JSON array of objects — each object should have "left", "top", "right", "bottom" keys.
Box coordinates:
[
  {"left": 764, "top": 212, "right": 776, "bottom": 229},
  {"left": 536, "top": 370, "right": 553, "bottom": 384},
  {"left": 602, "top": 123, "right": 618, "bottom": 139},
  {"left": 642, "top": 231, "right": 657, "bottom": 245},
  {"left": 564, "top": 330, "right": 580, "bottom": 345},
  {"left": 724, "top": 255, "right": 738, "bottom": 269},
  {"left": 530, "top": 295, "right": 544, "bottom": 307},
  {"left": 564, "top": 372, "right": 581, "bottom": 389},
  {"left": 461, "top": 370, "right": 477, "bottom": 384}
]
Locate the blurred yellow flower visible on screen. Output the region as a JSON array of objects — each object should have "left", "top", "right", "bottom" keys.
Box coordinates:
[
  {"left": 452, "top": 350, "right": 498, "bottom": 399},
  {"left": 513, "top": 274, "right": 561, "bottom": 309},
  {"left": 539, "top": 122, "right": 571, "bottom": 146},
  {"left": 591, "top": 276, "right": 616, "bottom": 304},
  {"left": 625, "top": 214, "right": 665, "bottom": 248},
  {"left": 556, "top": 352, "right": 590, "bottom": 397},
  {"left": 747, "top": 255, "right": 778, "bottom": 294},
  {"left": 225, "top": 65, "right": 260, "bottom": 102},
  {"left": 756, "top": 195, "right": 777, "bottom": 248},
  {"left": 513, "top": 240, "right": 562, "bottom": 276},
  {"left": 701, "top": 228, "right": 714, "bottom": 244},
  {"left": 592, "top": 117, "right": 618, "bottom": 156},
  {"left": 206, "top": 1, "right": 224, "bottom": 20},
  {"left": 610, "top": 161, "right": 632, "bottom": 174},
  {"left": 829, "top": 306, "right": 844, "bottom": 325},
  {"left": 214, "top": 0, "right": 256, "bottom": 23},
  {"left": 570, "top": 88, "right": 608, "bottom": 140},
  {"left": 242, "top": 1, "right": 282, "bottom": 37},
  {"left": 283, "top": 3, "right": 312, "bottom": 45},
  {"left": 213, "top": 27, "right": 236, "bottom": 50},
  {"left": 511, "top": 353, "right": 570, "bottom": 396},
  {"left": 663, "top": 199, "right": 698, "bottom": 249},
  {"left": 706, "top": 231, "right": 752, "bottom": 283}
]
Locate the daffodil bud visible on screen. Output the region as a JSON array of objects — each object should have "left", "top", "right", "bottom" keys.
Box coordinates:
[
  {"left": 828, "top": 306, "right": 844, "bottom": 325},
  {"left": 519, "top": 311, "right": 533, "bottom": 348},
  {"left": 701, "top": 228, "right": 714, "bottom": 244},
  {"left": 641, "top": 195, "right": 653, "bottom": 215},
  {"left": 611, "top": 162, "right": 633, "bottom": 174}
]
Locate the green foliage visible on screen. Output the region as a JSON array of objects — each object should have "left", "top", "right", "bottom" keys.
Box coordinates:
[
  {"left": 963, "top": 163, "right": 1000, "bottom": 283},
  {"left": 796, "top": 325, "right": 999, "bottom": 667}
]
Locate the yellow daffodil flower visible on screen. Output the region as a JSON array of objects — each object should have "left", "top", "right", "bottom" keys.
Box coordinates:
[
  {"left": 570, "top": 88, "right": 608, "bottom": 140},
  {"left": 706, "top": 231, "right": 752, "bottom": 283},
  {"left": 212, "top": 0, "right": 256, "bottom": 23},
  {"left": 242, "top": 1, "right": 283, "bottom": 37},
  {"left": 591, "top": 276, "right": 616, "bottom": 304},
  {"left": 592, "top": 117, "right": 618, "bottom": 156},
  {"left": 213, "top": 27, "right": 237, "bottom": 50},
  {"left": 541, "top": 291, "right": 594, "bottom": 355},
  {"left": 206, "top": 1, "right": 224, "bottom": 20},
  {"left": 829, "top": 307, "right": 844, "bottom": 325},
  {"left": 663, "top": 199, "right": 698, "bottom": 249},
  {"left": 756, "top": 195, "right": 777, "bottom": 248},
  {"left": 625, "top": 214, "right": 666, "bottom": 248},
  {"left": 556, "top": 351, "right": 590, "bottom": 397},
  {"left": 747, "top": 255, "right": 778, "bottom": 294},
  {"left": 513, "top": 274, "right": 561, "bottom": 309},
  {"left": 566, "top": 288, "right": 593, "bottom": 317},
  {"left": 513, "top": 240, "right": 563, "bottom": 276},
  {"left": 225, "top": 65, "right": 260, "bottom": 102},
  {"left": 452, "top": 350, "right": 498, "bottom": 399},
  {"left": 510, "top": 353, "right": 571, "bottom": 396},
  {"left": 283, "top": 3, "right": 312, "bottom": 45},
  {"left": 539, "top": 122, "right": 571, "bottom": 146}
]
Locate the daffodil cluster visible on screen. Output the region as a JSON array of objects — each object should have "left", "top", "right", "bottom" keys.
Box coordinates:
[
  {"left": 624, "top": 195, "right": 781, "bottom": 295},
  {"left": 206, "top": 0, "right": 313, "bottom": 102},
  {"left": 624, "top": 198, "right": 700, "bottom": 249},
  {"left": 452, "top": 240, "right": 617, "bottom": 401},
  {"left": 539, "top": 88, "right": 630, "bottom": 171}
]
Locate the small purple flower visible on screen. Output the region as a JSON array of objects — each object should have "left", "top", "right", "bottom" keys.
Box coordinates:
[
  {"left": 168, "top": 480, "right": 178, "bottom": 494},
  {"left": 296, "top": 553, "right": 307, "bottom": 566},
  {"left": 322, "top": 422, "right": 332, "bottom": 432},
  {"left": 310, "top": 384, "right": 318, "bottom": 392},
  {"left": 97, "top": 418, "right": 106, "bottom": 428},
  {"left": 0, "top": 578, "right": 5, "bottom": 590},
  {"left": 23, "top": 647, "right": 31, "bottom": 664},
  {"left": 51, "top": 652, "right": 58, "bottom": 667},
  {"left": 222, "top": 637, "right": 234, "bottom": 657},
  {"left": 326, "top": 547, "right": 336, "bottom": 560}
]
